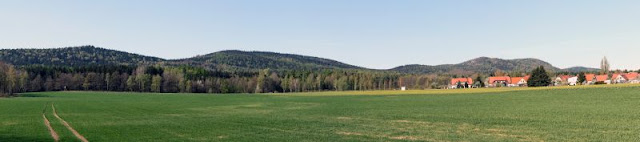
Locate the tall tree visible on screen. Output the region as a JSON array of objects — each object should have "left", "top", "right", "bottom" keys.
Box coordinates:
[
  {"left": 281, "top": 75, "right": 290, "bottom": 93},
  {"left": 255, "top": 69, "right": 270, "bottom": 93},
  {"left": 161, "top": 69, "right": 182, "bottom": 93},
  {"left": 527, "top": 66, "right": 551, "bottom": 87},
  {"left": 18, "top": 71, "right": 29, "bottom": 92},
  {"left": 151, "top": 75, "right": 162, "bottom": 93},
  {"left": 600, "top": 56, "right": 610, "bottom": 75},
  {"left": 105, "top": 73, "right": 112, "bottom": 91},
  {"left": 6, "top": 66, "right": 17, "bottom": 95},
  {"left": 0, "top": 62, "right": 9, "bottom": 96},
  {"left": 126, "top": 76, "right": 136, "bottom": 91}
]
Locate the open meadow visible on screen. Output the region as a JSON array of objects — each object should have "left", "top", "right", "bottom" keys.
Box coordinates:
[{"left": 2, "top": 85, "right": 640, "bottom": 141}]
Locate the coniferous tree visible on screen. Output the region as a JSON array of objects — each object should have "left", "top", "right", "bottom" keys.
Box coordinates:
[
  {"left": 577, "top": 72, "right": 586, "bottom": 85},
  {"left": 527, "top": 66, "right": 551, "bottom": 87},
  {"left": 475, "top": 76, "right": 485, "bottom": 88}
]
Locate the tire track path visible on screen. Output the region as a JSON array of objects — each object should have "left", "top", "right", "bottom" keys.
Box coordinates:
[
  {"left": 42, "top": 104, "right": 60, "bottom": 142},
  {"left": 51, "top": 103, "right": 89, "bottom": 142}
]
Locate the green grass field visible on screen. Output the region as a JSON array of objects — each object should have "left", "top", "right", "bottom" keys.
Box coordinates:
[{"left": 2, "top": 85, "right": 640, "bottom": 141}]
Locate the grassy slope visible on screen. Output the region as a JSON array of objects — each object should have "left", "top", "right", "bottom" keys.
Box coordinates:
[{"left": 1, "top": 85, "right": 640, "bottom": 141}]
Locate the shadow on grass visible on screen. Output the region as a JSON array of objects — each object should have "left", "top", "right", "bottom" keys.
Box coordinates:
[
  {"left": 17, "top": 93, "right": 53, "bottom": 98},
  {"left": 0, "top": 135, "right": 50, "bottom": 142}
]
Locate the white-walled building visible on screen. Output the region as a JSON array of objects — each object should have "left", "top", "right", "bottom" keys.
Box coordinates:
[{"left": 567, "top": 77, "right": 578, "bottom": 86}]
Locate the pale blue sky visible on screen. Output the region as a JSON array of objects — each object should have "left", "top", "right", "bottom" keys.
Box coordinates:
[{"left": 1, "top": 0, "right": 639, "bottom": 70}]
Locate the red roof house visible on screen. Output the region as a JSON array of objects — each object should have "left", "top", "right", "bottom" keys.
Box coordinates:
[
  {"left": 450, "top": 78, "right": 473, "bottom": 85},
  {"left": 488, "top": 76, "right": 511, "bottom": 87},
  {"left": 624, "top": 72, "right": 640, "bottom": 83},
  {"left": 585, "top": 74, "right": 596, "bottom": 82},
  {"left": 624, "top": 72, "right": 639, "bottom": 80},
  {"left": 595, "top": 75, "right": 609, "bottom": 82}
]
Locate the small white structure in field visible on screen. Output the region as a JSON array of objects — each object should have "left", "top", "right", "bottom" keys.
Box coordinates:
[
  {"left": 400, "top": 86, "right": 406, "bottom": 91},
  {"left": 567, "top": 77, "right": 578, "bottom": 86}
]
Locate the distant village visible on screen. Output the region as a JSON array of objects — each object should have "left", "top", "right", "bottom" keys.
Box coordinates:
[{"left": 448, "top": 57, "right": 639, "bottom": 89}]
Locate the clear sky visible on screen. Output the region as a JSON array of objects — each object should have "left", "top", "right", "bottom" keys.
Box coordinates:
[{"left": 1, "top": 0, "right": 639, "bottom": 70}]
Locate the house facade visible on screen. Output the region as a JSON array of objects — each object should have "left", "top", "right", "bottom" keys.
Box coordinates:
[
  {"left": 595, "top": 75, "right": 610, "bottom": 84},
  {"left": 624, "top": 72, "right": 640, "bottom": 83},
  {"left": 508, "top": 76, "right": 530, "bottom": 87},
  {"left": 487, "top": 76, "right": 510, "bottom": 87},
  {"left": 450, "top": 78, "right": 473, "bottom": 89},
  {"left": 567, "top": 76, "right": 578, "bottom": 86},
  {"left": 554, "top": 75, "right": 572, "bottom": 86},
  {"left": 611, "top": 73, "right": 626, "bottom": 84},
  {"left": 585, "top": 74, "right": 596, "bottom": 84}
]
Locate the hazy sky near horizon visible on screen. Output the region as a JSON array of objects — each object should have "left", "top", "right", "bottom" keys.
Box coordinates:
[{"left": 2, "top": 0, "right": 639, "bottom": 70}]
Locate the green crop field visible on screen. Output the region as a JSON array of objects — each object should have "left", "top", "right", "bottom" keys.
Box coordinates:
[{"left": 2, "top": 85, "right": 640, "bottom": 142}]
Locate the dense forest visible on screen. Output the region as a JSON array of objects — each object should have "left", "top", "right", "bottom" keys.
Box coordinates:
[{"left": 0, "top": 61, "right": 452, "bottom": 96}]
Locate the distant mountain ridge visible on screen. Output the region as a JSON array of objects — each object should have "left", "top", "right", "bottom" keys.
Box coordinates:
[
  {"left": 0, "top": 45, "right": 598, "bottom": 74},
  {"left": 391, "top": 57, "right": 597, "bottom": 75},
  {"left": 563, "top": 66, "right": 600, "bottom": 73}
]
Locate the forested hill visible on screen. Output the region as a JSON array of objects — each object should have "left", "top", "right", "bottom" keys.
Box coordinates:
[
  {"left": 391, "top": 57, "right": 562, "bottom": 75},
  {"left": 0, "top": 46, "right": 593, "bottom": 74},
  {"left": 0, "top": 46, "right": 163, "bottom": 67},
  {"left": 172, "top": 50, "right": 364, "bottom": 71},
  {"left": 0, "top": 46, "right": 365, "bottom": 71}
]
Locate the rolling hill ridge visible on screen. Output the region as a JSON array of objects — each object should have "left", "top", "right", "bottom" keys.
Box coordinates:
[
  {"left": 0, "top": 45, "right": 597, "bottom": 74},
  {"left": 0, "top": 45, "right": 163, "bottom": 66},
  {"left": 172, "top": 50, "right": 364, "bottom": 71}
]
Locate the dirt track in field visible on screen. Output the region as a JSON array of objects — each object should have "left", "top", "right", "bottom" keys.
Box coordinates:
[
  {"left": 51, "top": 103, "right": 89, "bottom": 142},
  {"left": 42, "top": 104, "right": 60, "bottom": 142}
]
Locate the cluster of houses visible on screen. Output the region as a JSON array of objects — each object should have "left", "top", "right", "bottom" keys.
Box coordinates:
[
  {"left": 449, "top": 72, "right": 640, "bottom": 89},
  {"left": 554, "top": 72, "right": 640, "bottom": 85}
]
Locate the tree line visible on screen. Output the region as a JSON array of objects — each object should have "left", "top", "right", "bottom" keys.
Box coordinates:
[{"left": 0, "top": 62, "right": 454, "bottom": 96}]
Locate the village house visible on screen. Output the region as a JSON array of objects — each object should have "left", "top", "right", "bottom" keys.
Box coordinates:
[
  {"left": 508, "top": 76, "right": 530, "bottom": 87},
  {"left": 611, "top": 73, "right": 626, "bottom": 84},
  {"left": 487, "top": 76, "right": 510, "bottom": 87},
  {"left": 608, "top": 72, "right": 639, "bottom": 84},
  {"left": 567, "top": 76, "right": 578, "bottom": 86},
  {"left": 554, "top": 75, "right": 572, "bottom": 86},
  {"left": 585, "top": 74, "right": 596, "bottom": 84},
  {"left": 624, "top": 72, "right": 640, "bottom": 83},
  {"left": 595, "top": 75, "right": 610, "bottom": 84},
  {"left": 449, "top": 78, "right": 473, "bottom": 89}
]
